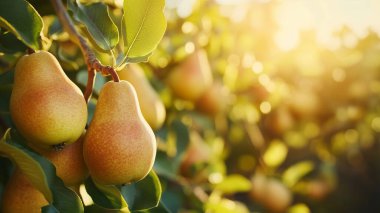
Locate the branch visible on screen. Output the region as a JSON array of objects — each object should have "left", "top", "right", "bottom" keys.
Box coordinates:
[{"left": 50, "top": 0, "right": 120, "bottom": 103}]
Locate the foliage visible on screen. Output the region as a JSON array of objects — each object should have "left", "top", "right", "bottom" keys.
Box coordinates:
[{"left": 2, "top": 0, "right": 380, "bottom": 212}]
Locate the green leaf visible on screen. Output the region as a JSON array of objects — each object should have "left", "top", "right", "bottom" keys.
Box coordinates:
[
  {"left": 121, "top": 170, "right": 162, "bottom": 211},
  {"left": 153, "top": 150, "right": 177, "bottom": 180},
  {"left": 0, "top": 0, "right": 43, "bottom": 49},
  {"left": 263, "top": 140, "right": 288, "bottom": 168},
  {"left": 283, "top": 161, "right": 314, "bottom": 187},
  {"left": 0, "top": 30, "right": 27, "bottom": 54},
  {"left": 84, "top": 177, "right": 129, "bottom": 211},
  {"left": 68, "top": 0, "right": 119, "bottom": 51},
  {"left": 122, "top": 0, "right": 167, "bottom": 58},
  {"left": 134, "top": 201, "right": 171, "bottom": 213},
  {"left": 0, "top": 129, "right": 84, "bottom": 212},
  {"left": 42, "top": 205, "right": 59, "bottom": 213},
  {"left": 214, "top": 174, "right": 252, "bottom": 194}
]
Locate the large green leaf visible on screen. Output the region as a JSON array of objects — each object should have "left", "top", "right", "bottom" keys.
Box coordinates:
[
  {"left": 68, "top": 0, "right": 119, "bottom": 51},
  {"left": 122, "top": 0, "right": 167, "bottom": 59},
  {"left": 121, "top": 170, "right": 162, "bottom": 211},
  {"left": 84, "top": 177, "right": 129, "bottom": 211},
  {"left": 0, "top": 129, "right": 84, "bottom": 212},
  {"left": 134, "top": 201, "right": 171, "bottom": 213},
  {"left": 0, "top": 0, "right": 42, "bottom": 50},
  {"left": 0, "top": 30, "right": 27, "bottom": 54}
]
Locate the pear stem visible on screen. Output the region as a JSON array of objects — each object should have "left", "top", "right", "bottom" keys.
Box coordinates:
[{"left": 50, "top": 0, "right": 120, "bottom": 103}]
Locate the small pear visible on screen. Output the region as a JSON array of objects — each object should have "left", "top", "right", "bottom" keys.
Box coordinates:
[
  {"left": 10, "top": 51, "right": 87, "bottom": 149},
  {"left": 180, "top": 131, "right": 211, "bottom": 177},
  {"left": 118, "top": 64, "right": 166, "bottom": 130},
  {"left": 29, "top": 133, "right": 88, "bottom": 187},
  {"left": 1, "top": 170, "right": 48, "bottom": 213},
  {"left": 83, "top": 81, "right": 156, "bottom": 185},
  {"left": 166, "top": 49, "right": 213, "bottom": 101},
  {"left": 196, "top": 81, "right": 230, "bottom": 116}
]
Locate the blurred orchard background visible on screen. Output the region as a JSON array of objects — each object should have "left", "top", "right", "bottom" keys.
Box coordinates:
[{"left": 2, "top": 0, "right": 380, "bottom": 212}]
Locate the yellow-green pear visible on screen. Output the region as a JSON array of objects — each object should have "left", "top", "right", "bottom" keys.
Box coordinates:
[
  {"left": 10, "top": 51, "right": 87, "bottom": 149},
  {"left": 166, "top": 49, "right": 213, "bottom": 101},
  {"left": 1, "top": 170, "right": 48, "bottom": 213},
  {"left": 118, "top": 64, "right": 166, "bottom": 130},
  {"left": 29, "top": 133, "right": 89, "bottom": 187},
  {"left": 83, "top": 81, "right": 156, "bottom": 185}
]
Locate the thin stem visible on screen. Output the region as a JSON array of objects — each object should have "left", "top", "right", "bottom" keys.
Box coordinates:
[
  {"left": 50, "top": 0, "right": 120, "bottom": 102},
  {"left": 84, "top": 68, "right": 96, "bottom": 102}
]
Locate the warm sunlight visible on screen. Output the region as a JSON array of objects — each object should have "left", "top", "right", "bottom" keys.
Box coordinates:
[{"left": 275, "top": 0, "right": 380, "bottom": 50}]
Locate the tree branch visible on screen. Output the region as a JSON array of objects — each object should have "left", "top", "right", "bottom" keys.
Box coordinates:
[{"left": 50, "top": 0, "right": 120, "bottom": 103}]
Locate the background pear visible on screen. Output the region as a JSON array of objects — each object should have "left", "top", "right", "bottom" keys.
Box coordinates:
[
  {"left": 83, "top": 81, "right": 156, "bottom": 185},
  {"left": 10, "top": 51, "right": 87, "bottom": 149},
  {"left": 29, "top": 133, "right": 88, "bottom": 187},
  {"left": 118, "top": 64, "right": 166, "bottom": 130},
  {"left": 249, "top": 173, "right": 292, "bottom": 213},
  {"left": 1, "top": 170, "right": 48, "bottom": 213},
  {"left": 195, "top": 81, "right": 230, "bottom": 116},
  {"left": 166, "top": 49, "right": 213, "bottom": 101}
]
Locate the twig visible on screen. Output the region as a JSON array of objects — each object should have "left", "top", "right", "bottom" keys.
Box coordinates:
[{"left": 50, "top": 0, "right": 120, "bottom": 103}]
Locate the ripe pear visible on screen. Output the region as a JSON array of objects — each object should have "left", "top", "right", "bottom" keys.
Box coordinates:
[
  {"left": 196, "top": 81, "right": 230, "bottom": 116},
  {"left": 166, "top": 49, "right": 213, "bottom": 101},
  {"left": 1, "top": 170, "right": 48, "bottom": 213},
  {"left": 83, "top": 81, "right": 156, "bottom": 185},
  {"left": 29, "top": 133, "right": 88, "bottom": 187},
  {"left": 250, "top": 173, "right": 292, "bottom": 213},
  {"left": 10, "top": 51, "right": 87, "bottom": 149},
  {"left": 118, "top": 64, "right": 166, "bottom": 130}
]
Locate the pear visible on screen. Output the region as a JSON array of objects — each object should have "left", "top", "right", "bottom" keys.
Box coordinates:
[
  {"left": 166, "top": 49, "right": 213, "bottom": 101},
  {"left": 249, "top": 173, "right": 292, "bottom": 213},
  {"left": 195, "top": 81, "right": 230, "bottom": 116},
  {"left": 10, "top": 51, "right": 87, "bottom": 149},
  {"left": 83, "top": 81, "right": 156, "bottom": 185},
  {"left": 29, "top": 133, "right": 88, "bottom": 187},
  {"left": 118, "top": 64, "right": 166, "bottom": 130},
  {"left": 1, "top": 170, "right": 48, "bottom": 213}
]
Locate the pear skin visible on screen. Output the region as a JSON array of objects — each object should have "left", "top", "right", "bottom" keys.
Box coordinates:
[
  {"left": 10, "top": 51, "right": 87, "bottom": 149},
  {"left": 1, "top": 170, "right": 48, "bottom": 213},
  {"left": 166, "top": 49, "right": 213, "bottom": 101},
  {"left": 83, "top": 81, "right": 156, "bottom": 185},
  {"left": 118, "top": 64, "right": 166, "bottom": 130},
  {"left": 29, "top": 133, "right": 89, "bottom": 187}
]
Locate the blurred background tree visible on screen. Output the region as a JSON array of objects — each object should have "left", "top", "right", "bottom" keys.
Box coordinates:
[{"left": 2, "top": 0, "right": 380, "bottom": 212}]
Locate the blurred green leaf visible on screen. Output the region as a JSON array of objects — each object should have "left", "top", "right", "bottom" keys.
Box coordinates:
[
  {"left": 206, "top": 192, "right": 250, "bottom": 213},
  {"left": 0, "top": 0, "right": 43, "bottom": 49},
  {"left": 263, "top": 140, "right": 288, "bottom": 168},
  {"left": 170, "top": 120, "right": 190, "bottom": 168},
  {"left": 283, "top": 161, "right": 314, "bottom": 187},
  {"left": 84, "top": 177, "right": 129, "bottom": 210},
  {"left": 154, "top": 150, "right": 177, "bottom": 179},
  {"left": 121, "top": 170, "right": 161, "bottom": 211},
  {"left": 68, "top": 0, "right": 119, "bottom": 51},
  {"left": 214, "top": 174, "right": 251, "bottom": 194},
  {"left": 0, "top": 129, "right": 83, "bottom": 212},
  {"left": 122, "top": 0, "right": 167, "bottom": 60}
]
